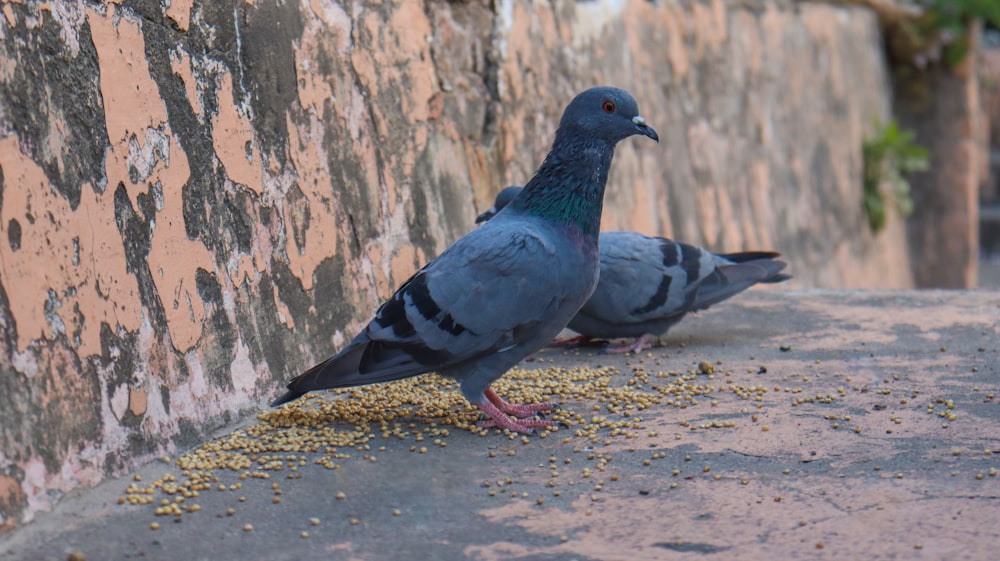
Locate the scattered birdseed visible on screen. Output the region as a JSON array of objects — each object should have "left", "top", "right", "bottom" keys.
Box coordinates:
[{"left": 112, "top": 352, "right": 988, "bottom": 552}]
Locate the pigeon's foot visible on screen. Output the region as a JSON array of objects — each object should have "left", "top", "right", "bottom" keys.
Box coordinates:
[
  {"left": 476, "top": 402, "right": 558, "bottom": 434},
  {"left": 603, "top": 333, "right": 655, "bottom": 354},
  {"left": 485, "top": 387, "right": 552, "bottom": 418},
  {"left": 549, "top": 334, "right": 602, "bottom": 348},
  {"left": 476, "top": 388, "right": 558, "bottom": 434}
]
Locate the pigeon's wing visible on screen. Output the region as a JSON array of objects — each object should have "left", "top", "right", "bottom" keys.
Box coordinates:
[
  {"left": 364, "top": 224, "right": 566, "bottom": 364},
  {"left": 583, "top": 233, "right": 715, "bottom": 323},
  {"left": 273, "top": 220, "right": 570, "bottom": 404}
]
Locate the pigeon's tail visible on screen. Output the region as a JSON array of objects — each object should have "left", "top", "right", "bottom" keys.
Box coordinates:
[
  {"left": 270, "top": 338, "right": 434, "bottom": 407},
  {"left": 715, "top": 252, "right": 791, "bottom": 284},
  {"left": 271, "top": 389, "right": 307, "bottom": 407},
  {"left": 716, "top": 250, "right": 781, "bottom": 264},
  {"left": 691, "top": 257, "right": 790, "bottom": 311},
  {"left": 270, "top": 343, "right": 366, "bottom": 406}
]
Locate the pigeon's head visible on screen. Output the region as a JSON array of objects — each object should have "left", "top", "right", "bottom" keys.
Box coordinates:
[
  {"left": 475, "top": 186, "right": 523, "bottom": 224},
  {"left": 558, "top": 87, "right": 658, "bottom": 144}
]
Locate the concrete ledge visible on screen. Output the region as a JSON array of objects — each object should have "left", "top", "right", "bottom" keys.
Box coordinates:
[{"left": 2, "top": 290, "right": 998, "bottom": 560}]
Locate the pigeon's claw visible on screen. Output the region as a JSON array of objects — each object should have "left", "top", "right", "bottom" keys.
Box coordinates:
[
  {"left": 477, "top": 389, "right": 558, "bottom": 434},
  {"left": 475, "top": 404, "right": 558, "bottom": 435},
  {"left": 484, "top": 387, "right": 551, "bottom": 419},
  {"left": 603, "top": 333, "right": 655, "bottom": 355}
]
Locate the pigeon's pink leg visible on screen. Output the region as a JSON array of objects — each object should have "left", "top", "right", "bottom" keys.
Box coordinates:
[
  {"left": 484, "top": 387, "right": 551, "bottom": 418},
  {"left": 475, "top": 401, "right": 558, "bottom": 434},
  {"left": 475, "top": 388, "right": 557, "bottom": 434},
  {"left": 549, "top": 335, "right": 597, "bottom": 348},
  {"left": 604, "top": 333, "right": 655, "bottom": 354}
]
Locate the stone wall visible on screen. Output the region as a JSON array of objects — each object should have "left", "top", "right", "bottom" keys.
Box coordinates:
[{"left": 0, "top": 0, "right": 909, "bottom": 529}]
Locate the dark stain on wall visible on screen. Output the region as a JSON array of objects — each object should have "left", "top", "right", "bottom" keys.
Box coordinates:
[
  {"left": 126, "top": 0, "right": 222, "bottom": 246},
  {"left": 1, "top": 283, "right": 103, "bottom": 478},
  {"left": 180, "top": 174, "right": 220, "bottom": 245},
  {"left": 268, "top": 259, "right": 321, "bottom": 377},
  {"left": 0, "top": 282, "right": 23, "bottom": 464},
  {"left": 238, "top": 1, "right": 304, "bottom": 168},
  {"left": 324, "top": 129, "right": 378, "bottom": 243},
  {"left": 310, "top": 255, "right": 357, "bottom": 339},
  {"left": 112, "top": 183, "right": 168, "bottom": 329},
  {"left": 286, "top": 182, "right": 311, "bottom": 255},
  {"left": 406, "top": 182, "right": 437, "bottom": 260},
  {"left": 214, "top": 192, "right": 256, "bottom": 256},
  {"left": 413, "top": 142, "right": 466, "bottom": 249},
  {"left": 98, "top": 323, "right": 139, "bottom": 414},
  {"left": 194, "top": 268, "right": 236, "bottom": 391},
  {"left": 32, "top": 342, "right": 101, "bottom": 475},
  {"left": 6, "top": 219, "right": 20, "bottom": 252},
  {"left": 0, "top": 7, "right": 110, "bottom": 207},
  {"left": 233, "top": 274, "right": 297, "bottom": 390}
]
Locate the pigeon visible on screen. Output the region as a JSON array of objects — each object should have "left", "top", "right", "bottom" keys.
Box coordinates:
[
  {"left": 477, "top": 187, "right": 790, "bottom": 354},
  {"left": 272, "top": 87, "right": 659, "bottom": 434}
]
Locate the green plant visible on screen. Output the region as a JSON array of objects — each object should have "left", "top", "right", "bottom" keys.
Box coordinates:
[
  {"left": 862, "top": 121, "right": 930, "bottom": 233},
  {"left": 920, "top": 0, "right": 1000, "bottom": 65}
]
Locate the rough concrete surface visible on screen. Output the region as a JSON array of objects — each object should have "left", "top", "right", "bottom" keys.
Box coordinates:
[
  {"left": 2, "top": 290, "right": 998, "bottom": 561},
  {"left": 0, "top": 0, "right": 921, "bottom": 528}
]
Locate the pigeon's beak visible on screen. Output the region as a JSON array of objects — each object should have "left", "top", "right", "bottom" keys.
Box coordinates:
[
  {"left": 632, "top": 115, "right": 658, "bottom": 142},
  {"left": 475, "top": 206, "right": 498, "bottom": 224}
]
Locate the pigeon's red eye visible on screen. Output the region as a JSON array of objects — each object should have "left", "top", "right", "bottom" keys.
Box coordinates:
[{"left": 602, "top": 101, "right": 615, "bottom": 113}]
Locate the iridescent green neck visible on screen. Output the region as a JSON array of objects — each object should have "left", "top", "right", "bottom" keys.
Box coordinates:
[{"left": 510, "top": 138, "right": 615, "bottom": 238}]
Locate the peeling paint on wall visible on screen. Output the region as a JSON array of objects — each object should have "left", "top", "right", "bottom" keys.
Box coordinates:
[
  {"left": 0, "top": 137, "right": 142, "bottom": 356},
  {"left": 1, "top": 0, "right": 913, "bottom": 529}
]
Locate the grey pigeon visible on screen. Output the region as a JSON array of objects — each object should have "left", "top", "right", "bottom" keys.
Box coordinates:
[
  {"left": 272, "top": 87, "right": 658, "bottom": 434},
  {"left": 477, "top": 186, "right": 790, "bottom": 354}
]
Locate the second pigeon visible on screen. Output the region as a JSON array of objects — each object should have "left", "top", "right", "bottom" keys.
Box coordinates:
[{"left": 476, "top": 186, "right": 790, "bottom": 353}]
